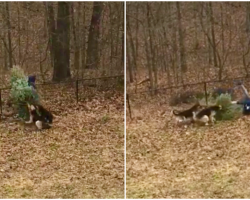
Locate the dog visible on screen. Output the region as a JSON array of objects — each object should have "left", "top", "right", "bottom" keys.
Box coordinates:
[
  {"left": 25, "top": 103, "right": 53, "bottom": 130},
  {"left": 193, "top": 105, "right": 222, "bottom": 125},
  {"left": 171, "top": 102, "right": 204, "bottom": 123}
]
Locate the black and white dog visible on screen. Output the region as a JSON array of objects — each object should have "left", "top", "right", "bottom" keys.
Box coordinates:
[
  {"left": 25, "top": 103, "right": 53, "bottom": 130},
  {"left": 193, "top": 105, "right": 222, "bottom": 125}
]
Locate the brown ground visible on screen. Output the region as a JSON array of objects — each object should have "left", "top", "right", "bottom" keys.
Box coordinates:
[
  {"left": 126, "top": 96, "right": 250, "bottom": 198},
  {"left": 0, "top": 91, "right": 124, "bottom": 198}
]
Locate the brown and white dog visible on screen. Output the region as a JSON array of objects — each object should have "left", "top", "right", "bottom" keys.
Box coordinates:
[
  {"left": 193, "top": 105, "right": 222, "bottom": 126},
  {"left": 171, "top": 102, "right": 204, "bottom": 123},
  {"left": 25, "top": 103, "right": 53, "bottom": 130}
]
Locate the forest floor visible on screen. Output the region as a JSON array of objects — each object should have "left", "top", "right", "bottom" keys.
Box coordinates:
[
  {"left": 126, "top": 96, "right": 250, "bottom": 198},
  {"left": 0, "top": 90, "right": 124, "bottom": 198}
]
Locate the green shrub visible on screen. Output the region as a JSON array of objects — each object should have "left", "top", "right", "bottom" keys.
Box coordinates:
[
  {"left": 215, "top": 94, "right": 242, "bottom": 121},
  {"left": 10, "top": 66, "right": 39, "bottom": 119},
  {"left": 199, "top": 93, "right": 242, "bottom": 121}
]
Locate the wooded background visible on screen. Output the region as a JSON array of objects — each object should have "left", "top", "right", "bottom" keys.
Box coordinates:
[
  {"left": 0, "top": 2, "right": 124, "bottom": 84},
  {"left": 126, "top": 2, "right": 250, "bottom": 92}
]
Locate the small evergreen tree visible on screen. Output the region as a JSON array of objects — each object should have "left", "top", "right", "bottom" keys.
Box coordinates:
[
  {"left": 215, "top": 94, "right": 242, "bottom": 121},
  {"left": 200, "top": 93, "right": 242, "bottom": 121},
  {"left": 10, "top": 66, "right": 39, "bottom": 119}
]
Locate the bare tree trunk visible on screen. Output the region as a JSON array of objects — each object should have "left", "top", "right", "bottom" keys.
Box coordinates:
[
  {"left": 126, "top": 39, "right": 133, "bottom": 83},
  {"left": 45, "top": 2, "right": 56, "bottom": 70},
  {"left": 147, "top": 3, "right": 157, "bottom": 93},
  {"left": 145, "top": 37, "right": 153, "bottom": 95},
  {"left": 71, "top": 2, "right": 80, "bottom": 78},
  {"left": 1, "top": 3, "right": 8, "bottom": 70},
  {"left": 246, "top": 2, "right": 250, "bottom": 32},
  {"left": 17, "top": 2, "right": 21, "bottom": 65},
  {"left": 86, "top": 2, "right": 103, "bottom": 69},
  {"left": 220, "top": 3, "right": 225, "bottom": 56},
  {"left": 53, "top": 2, "right": 71, "bottom": 82},
  {"left": 20, "top": 3, "right": 31, "bottom": 68},
  {"left": 3, "top": 41, "right": 7, "bottom": 70},
  {"left": 135, "top": 3, "right": 139, "bottom": 72},
  {"left": 193, "top": 3, "right": 199, "bottom": 57},
  {"left": 121, "top": 2, "right": 124, "bottom": 73},
  {"left": 81, "top": 3, "right": 86, "bottom": 78},
  {"left": 145, "top": 3, "right": 154, "bottom": 95},
  {"left": 115, "top": 3, "right": 124, "bottom": 73},
  {"left": 6, "top": 2, "right": 13, "bottom": 68},
  {"left": 127, "top": 30, "right": 134, "bottom": 82},
  {"left": 100, "top": 5, "right": 105, "bottom": 76},
  {"left": 203, "top": 3, "right": 212, "bottom": 66},
  {"left": 171, "top": 4, "right": 179, "bottom": 84},
  {"left": 176, "top": 2, "right": 187, "bottom": 73},
  {"left": 162, "top": 3, "right": 171, "bottom": 85},
  {"left": 209, "top": 2, "right": 218, "bottom": 68},
  {"left": 127, "top": 6, "right": 136, "bottom": 83},
  {"left": 76, "top": 2, "right": 81, "bottom": 77},
  {"left": 109, "top": 3, "right": 114, "bottom": 75}
]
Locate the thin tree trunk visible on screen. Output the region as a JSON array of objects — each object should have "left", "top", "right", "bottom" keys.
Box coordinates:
[
  {"left": 147, "top": 3, "right": 157, "bottom": 93},
  {"left": 121, "top": 2, "right": 124, "bottom": 73},
  {"left": 1, "top": 3, "right": 8, "bottom": 70},
  {"left": 76, "top": 2, "right": 81, "bottom": 75},
  {"left": 246, "top": 2, "right": 250, "bottom": 32},
  {"left": 109, "top": 4, "right": 114, "bottom": 75},
  {"left": 86, "top": 2, "right": 103, "bottom": 69},
  {"left": 45, "top": 2, "right": 56, "bottom": 70},
  {"left": 6, "top": 2, "right": 13, "bottom": 68},
  {"left": 220, "top": 3, "right": 225, "bottom": 56},
  {"left": 135, "top": 3, "right": 139, "bottom": 72},
  {"left": 145, "top": 3, "right": 154, "bottom": 95},
  {"left": 17, "top": 2, "right": 21, "bottom": 65},
  {"left": 71, "top": 2, "right": 80, "bottom": 78},
  {"left": 201, "top": 3, "right": 212, "bottom": 66},
  {"left": 176, "top": 2, "right": 187, "bottom": 73},
  {"left": 209, "top": 2, "right": 218, "bottom": 68},
  {"left": 127, "top": 8, "right": 136, "bottom": 83},
  {"left": 126, "top": 40, "right": 133, "bottom": 83},
  {"left": 193, "top": 3, "right": 199, "bottom": 57},
  {"left": 115, "top": 3, "right": 123, "bottom": 73},
  {"left": 171, "top": 3, "right": 178, "bottom": 84},
  {"left": 162, "top": 4, "right": 171, "bottom": 84},
  {"left": 81, "top": 2, "right": 86, "bottom": 78}
]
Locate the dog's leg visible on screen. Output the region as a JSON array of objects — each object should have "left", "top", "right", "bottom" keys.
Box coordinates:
[
  {"left": 25, "top": 114, "right": 33, "bottom": 124},
  {"left": 200, "top": 115, "right": 209, "bottom": 126},
  {"left": 25, "top": 103, "right": 35, "bottom": 124},
  {"left": 35, "top": 120, "right": 43, "bottom": 130},
  {"left": 212, "top": 114, "right": 216, "bottom": 123},
  {"left": 209, "top": 114, "right": 214, "bottom": 125},
  {"left": 210, "top": 112, "right": 217, "bottom": 125}
]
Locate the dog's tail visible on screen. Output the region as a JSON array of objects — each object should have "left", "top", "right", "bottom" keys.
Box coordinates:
[
  {"left": 170, "top": 110, "right": 179, "bottom": 120},
  {"left": 172, "top": 110, "right": 180, "bottom": 116}
]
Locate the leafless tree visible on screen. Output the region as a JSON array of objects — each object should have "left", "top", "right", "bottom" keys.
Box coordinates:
[{"left": 86, "top": 2, "right": 103, "bottom": 69}]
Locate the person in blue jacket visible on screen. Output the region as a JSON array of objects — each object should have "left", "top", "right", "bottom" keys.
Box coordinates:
[
  {"left": 28, "top": 75, "right": 36, "bottom": 89},
  {"left": 233, "top": 81, "right": 250, "bottom": 115}
]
